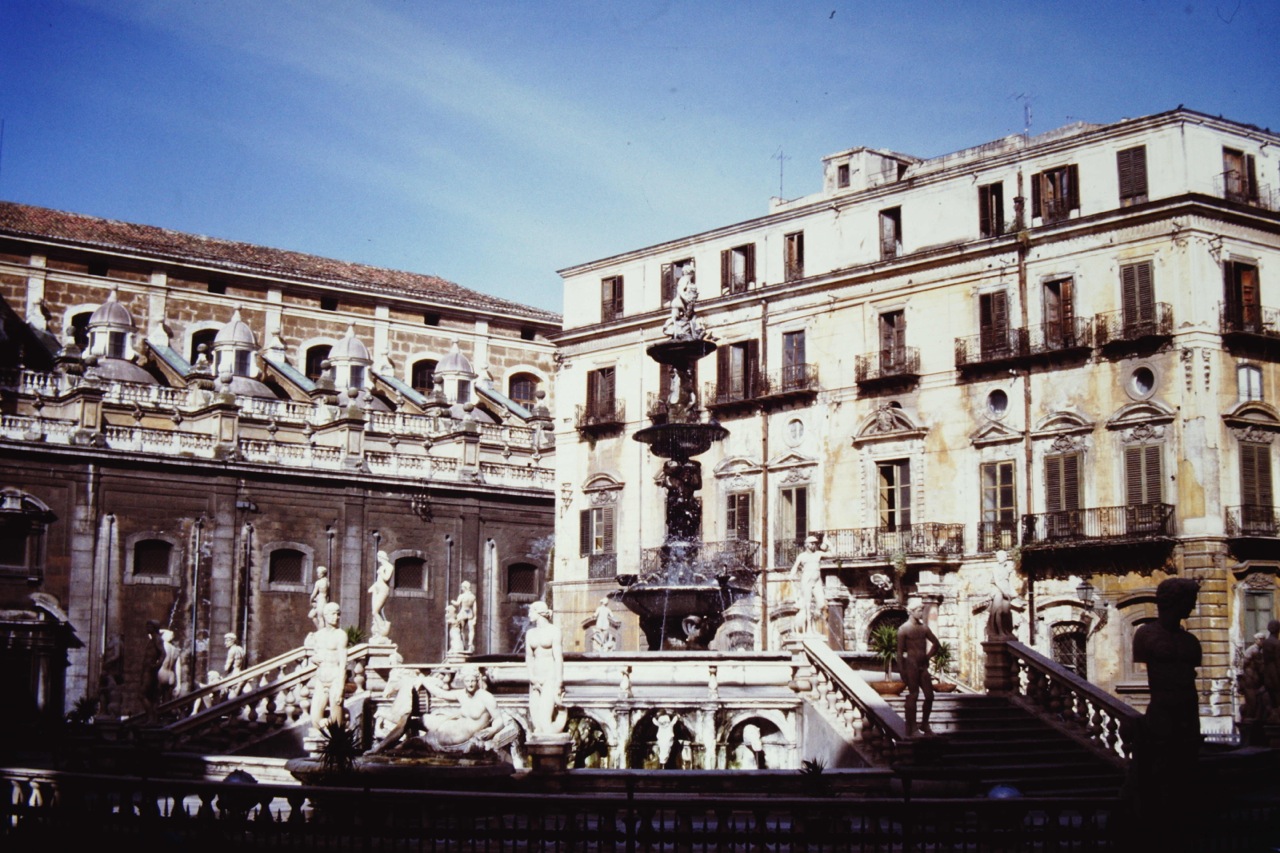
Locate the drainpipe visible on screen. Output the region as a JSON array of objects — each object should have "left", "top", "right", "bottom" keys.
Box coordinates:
[
  {"left": 443, "top": 534, "right": 454, "bottom": 653},
  {"left": 191, "top": 516, "right": 204, "bottom": 691},
  {"left": 1016, "top": 170, "right": 1037, "bottom": 645},
  {"left": 759, "top": 298, "right": 770, "bottom": 650}
]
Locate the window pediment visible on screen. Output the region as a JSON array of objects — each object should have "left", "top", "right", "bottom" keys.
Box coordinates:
[
  {"left": 971, "top": 420, "right": 1023, "bottom": 447},
  {"left": 583, "top": 472, "right": 624, "bottom": 503},
  {"left": 852, "top": 404, "right": 927, "bottom": 447},
  {"left": 1031, "top": 411, "right": 1094, "bottom": 440},
  {"left": 1224, "top": 401, "right": 1280, "bottom": 440}
]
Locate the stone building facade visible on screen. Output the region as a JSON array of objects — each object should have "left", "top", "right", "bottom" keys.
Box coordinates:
[
  {"left": 552, "top": 108, "right": 1280, "bottom": 735},
  {"left": 0, "top": 201, "right": 560, "bottom": 723}
]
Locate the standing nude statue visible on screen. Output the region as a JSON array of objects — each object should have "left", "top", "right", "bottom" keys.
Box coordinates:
[
  {"left": 369, "top": 551, "right": 393, "bottom": 636},
  {"left": 158, "top": 628, "right": 182, "bottom": 701},
  {"left": 222, "top": 632, "right": 245, "bottom": 676},
  {"left": 310, "top": 602, "right": 349, "bottom": 729},
  {"left": 897, "top": 599, "right": 940, "bottom": 736},
  {"left": 525, "top": 601, "right": 567, "bottom": 735},
  {"left": 985, "top": 550, "right": 1016, "bottom": 640},
  {"left": 790, "top": 534, "right": 830, "bottom": 635},
  {"left": 308, "top": 565, "right": 330, "bottom": 631},
  {"left": 141, "top": 619, "right": 165, "bottom": 722},
  {"left": 452, "top": 580, "right": 477, "bottom": 653}
]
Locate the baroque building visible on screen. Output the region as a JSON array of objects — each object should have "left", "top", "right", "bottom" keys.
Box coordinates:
[
  {"left": 0, "top": 201, "right": 560, "bottom": 725},
  {"left": 551, "top": 108, "right": 1280, "bottom": 735}
]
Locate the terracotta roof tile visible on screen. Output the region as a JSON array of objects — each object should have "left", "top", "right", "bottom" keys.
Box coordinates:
[{"left": 0, "top": 201, "right": 560, "bottom": 324}]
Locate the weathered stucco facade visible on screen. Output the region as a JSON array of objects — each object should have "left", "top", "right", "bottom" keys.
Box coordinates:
[
  {"left": 0, "top": 202, "right": 560, "bottom": 722},
  {"left": 552, "top": 108, "right": 1280, "bottom": 735}
]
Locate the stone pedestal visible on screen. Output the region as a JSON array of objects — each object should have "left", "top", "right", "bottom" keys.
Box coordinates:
[
  {"left": 982, "top": 640, "right": 1013, "bottom": 694},
  {"left": 525, "top": 734, "right": 572, "bottom": 774}
]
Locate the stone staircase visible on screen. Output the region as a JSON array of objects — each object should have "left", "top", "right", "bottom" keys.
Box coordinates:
[{"left": 886, "top": 692, "right": 1128, "bottom": 797}]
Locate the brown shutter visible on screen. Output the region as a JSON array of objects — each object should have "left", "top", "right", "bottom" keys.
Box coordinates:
[
  {"left": 1032, "top": 172, "right": 1043, "bottom": 218},
  {"left": 661, "top": 263, "right": 675, "bottom": 304},
  {"left": 1242, "top": 444, "right": 1274, "bottom": 507},
  {"left": 1125, "top": 447, "right": 1144, "bottom": 506},
  {"left": 744, "top": 243, "right": 756, "bottom": 285},
  {"left": 580, "top": 509, "right": 592, "bottom": 556},
  {"left": 1246, "top": 154, "right": 1259, "bottom": 202},
  {"left": 602, "top": 506, "right": 615, "bottom": 553},
  {"left": 720, "top": 249, "right": 731, "bottom": 294},
  {"left": 1136, "top": 262, "right": 1154, "bottom": 324},
  {"left": 716, "top": 345, "right": 730, "bottom": 396},
  {"left": 614, "top": 278, "right": 623, "bottom": 317},
  {"left": 1067, "top": 164, "right": 1080, "bottom": 211},
  {"left": 900, "top": 461, "right": 912, "bottom": 528},
  {"left": 1046, "top": 455, "right": 1062, "bottom": 513},
  {"left": 586, "top": 370, "right": 599, "bottom": 412},
  {"left": 1063, "top": 454, "right": 1080, "bottom": 510},
  {"left": 979, "top": 186, "right": 992, "bottom": 237},
  {"left": 795, "top": 487, "right": 808, "bottom": 540},
  {"left": 745, "top": 339, "right": 760, "bottom": 396}
]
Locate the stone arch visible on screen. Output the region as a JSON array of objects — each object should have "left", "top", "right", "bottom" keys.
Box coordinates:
[
  {"left": 567, "top": 711, "right": 612, "bottom": 768},
  {"left": 628, "top": 709, "right": 697, "bottom": 769},
  {"left": 722, "top": 714, "right": 789, "bottom": 770}
]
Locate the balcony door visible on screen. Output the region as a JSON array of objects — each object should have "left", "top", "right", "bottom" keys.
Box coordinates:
[
  {"left": 1043, "top": 278, "right": 1075, "bottom": 350},
  {"left": 1241, "top": 443, "right": 1275, "bottom": 535},
  {"left": 879, "top": 311, "right": 905, "bottom": 371},
  {"left": 1125, "top": 444, "right": 1164, "bottom": 533},
  {"left": 979, "top": 291, "right": 1009, "bottom": 358},
  {"left": 1045, "top": 452, "right": 1082, "bottom": 539},
  {"left": 1224, "top": 261, "right": 1261, "bottom": 333}
]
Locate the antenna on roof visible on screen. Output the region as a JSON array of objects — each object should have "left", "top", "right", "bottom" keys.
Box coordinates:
[
  {"left": 772, "top": 146, "right": 791, "bottom": 198},
  {"left": 1012, "top": 93, "right": 1033, "bottom": 136}
]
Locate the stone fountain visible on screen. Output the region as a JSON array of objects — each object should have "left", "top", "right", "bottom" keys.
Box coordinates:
[{"left": 615, "top": 265, "right": 759, "bottom": 650}]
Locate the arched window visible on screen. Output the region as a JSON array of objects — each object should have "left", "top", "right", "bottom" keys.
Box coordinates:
[
  {"left": 0, "top": 489, "right": 55, "bottom": 582},
  {"left": 1051, "top": 621, "right": 1088, "bottom": 678},
  {"left": 269, "top": 548, "right": 305, "bottom": 585},
  {"left": 394, "top": 556, "right": 426, "bottom": 591},
  {"left": 133, "top": 539, "right": 173, "bottom": 577},
  {"left": 411, "top": 360, "right": 437, "bottom": 394},
  {"left": 305, "top": 345, "right": 332, "bottom": 381},
  {"left": 506, "top": 562, "right": 538, "bottom": 596},
  {"left": 190, "top": 328, "right": 218, "bottom": 364},
  {"left": 508, "top": 373, "right": 539, "bottom": 408},
  {"left": 69, "top": 311, "right": 92, "bottom": 350}
]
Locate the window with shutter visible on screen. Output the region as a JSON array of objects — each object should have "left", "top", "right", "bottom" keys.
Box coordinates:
[
  {"left": 1121, "top": 261, "right": 1155, "bottom": 332},
  {"left": 726, "top": 492, "right": 753, "bottom": 541},
  {"left": 979, "top": 182, "right": 1004, "bottom": 237},
  {"left": 1043, "top": 278, "right": 1075, "bottom": 349},
  {"left": 782, "top": 331, "right": 806, "bottom": 388},
  {"left": 1125, "top": 444, "right": 1164, "bottom": 533},
  {"left": 879, "top": 207, "right": 902, "bottom": 259},
  {"left": 717, "top": 340, "right": 759, "bottom": 402},
  {"left": 785, "top": 232, "right": 805, "bottom": 281},
  {"left": 979, "top": 291, "right": 1010, "bottom": 357},
  {"left": 1223, "top": 148, "right": 1259, "bottom": 203},
  {"left": 981, "top": 461, "right": 1017, "bottom": 551},
  {"left": 879, "top": 311, "right": 905, "bottom": 367},
  {"left": 721, "top": 244, "right": 756, "bottom": 294},
  {"left": 1045, "top": 453, "right": 1082, "bottom": 538},
  {"left": 662, "top": 258, "right": 693, "bottom": 306},
  {"left": 1033, "top": 165, "right": 1079, "bottom": 222},
  {"left": 586, "top": 367, "right": 616, "bottom": 421},
  {"left": 1117, "top": 146, "right": 1149, "bottom": 206},
  {"left": 601, "top": 276, "right": 624, "bottom": 322},
  {"left": 1224, "top": 261, "right": 1262, "bottom": 333},
  {"left": 579, "top": 507, "right": 616, "bottom": 555},
  {"left": 1241, "top": 443, "right": 1275, "bottom": 534},
  {"left": 878, "top": 459, "right": 911, "bottom": 531},
  {"left": 1245, "top": 590, "right": 1276, "bottom": 639},
  {"left": 780, "top": 486, "right": 808, "bottom": 543}
]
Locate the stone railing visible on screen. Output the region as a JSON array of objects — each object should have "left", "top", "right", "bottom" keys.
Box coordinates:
[
  {"left": 799, "top": 637, "right": 908, "bottom": 765},
  {"left": 987, "top": 640, "right": 1141, "bottom": 764}
]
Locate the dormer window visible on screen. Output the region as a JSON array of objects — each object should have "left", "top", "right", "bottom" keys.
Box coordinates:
[
  {"left": 456, "top": 379, "right": 471, "bottom": 403},
  {"left": 349, "top": 365, "right": 365, "bottom": 389},
  {"left": 837, "top": 163, "right": 850, "bottom": 188},
  {"left": 106, "top": 331, "right": 127, "bottom": 359},
  {"left": 234, "top": 349, "right": 253, "bottom": 377}
]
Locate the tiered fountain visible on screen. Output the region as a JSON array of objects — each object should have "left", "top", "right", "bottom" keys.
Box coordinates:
[{"left": 615, "top": 269, "right": 759, "bottom": 650}]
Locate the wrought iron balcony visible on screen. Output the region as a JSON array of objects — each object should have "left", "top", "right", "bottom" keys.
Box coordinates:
[
  {"left": 585, "top": 552, "right": 618, "bottom": 579},
  {"left": 1021, "top": 503, "right": 1175, "bottom": 548},
  {"left": 703, "top": 378, "right": 764, "bottom": 412},
  {"left": 955, "top": 328, "right": 1030, "bottom": 371},
  {"left": 638, "top": 538, "right": 760, "bottom": 583},
  {"left": 1226, "top": 505, "right": 1280, "bottom": 538},
  {"left": 978, "top": 521, "right": 1020, "bottom": 553},
  {"left": 1220, "top": 304, "right": 1280, "bottom": 342},
  {"left": 855, "top": 347, "right": 920, "bottom": 388},
  {"left": 758, "top": 363, "right": 819, "bottom": 402},
  {"left": 575, "top": 400, "right": 625, "bottom": 435},
  {"left": 1094, "top": 304, "right": 1173, "bottom": 348},
  {"left": 775, "top": 524, "right": 964, "bottom": 565},
  {"left": 1027, "top": 317, "right": 1093, "bottom": 357},
  {"left": 1214, "top": 170, "right": 1274, "bottom": 210}
]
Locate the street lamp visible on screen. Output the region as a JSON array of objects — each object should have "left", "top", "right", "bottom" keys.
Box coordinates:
[{"left": 1076, "top": 578, "right": 1095, "bottom": 610}]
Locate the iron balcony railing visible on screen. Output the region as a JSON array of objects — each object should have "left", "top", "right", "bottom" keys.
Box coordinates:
[
  {"left": 575, "top": 399, "right": 625, "bottom": 431},
  {"left": 1226, "top": 505, "right": 1280, "bottom": 537},
  {"left": 1094, "top": 303, "right": 1173, "bottom": 346},
  {"left": 978, "top": 520, "right": 1019, "bottom": 553},
  {"left": 638, "top": 538, "right": 760, "bottom": 584},
  {"left": 1220, "top": 303, "right": 1280, "bottom": 338},
  {"left": 586, "top": 552, "right": 618, "bottom": 579},
  {"left": 703, "top": 377, "right": 764, "bottom": 409},
  {"left": 955, "top": 327, "right": 1030, "bottom": 368},
  {"left": 1028, "top": 316, "right": 1093, "bottom": 355},
  {"left": 759, "top": 363, "right": 819, "bottom": 398},
  {"left": 1215, "top": 170, "right": 1274, "bottom": 210},
  {"left": 855, "top": 347, "right": 920, "bottom": 383},
  {"left": 775, "top": 524, "right": 964, "bottom": 565},
  {"left": 1021, "top": 503, "right": 1175, "bottom": 547}
]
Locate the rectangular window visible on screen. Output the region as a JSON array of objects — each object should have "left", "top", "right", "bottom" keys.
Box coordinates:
[
  {"left": 1032, "top": 164, "right": 1080, "bottom": 223},
  {"left": 716, "top": 339, "right": 759, "bottom": 402},
  {"left": 320, "top": 297, "right": 338, "bottom": 312},
  {"left": 1045, "top": 452, "right": 1082, "bottom": 538},
  {"left": 1121, "top": 261, "right": 1156, "bottom": 332},
  {"left": 601, "top": 275, "right": 624, "bottom": 322},
  {"left": 579, "top": 506, "right": 616, "bottom": 555},
  {"left": 782, "top": 330, "right": 806, "bottom": 388},
  {"left": 979, "top": 182, "right": 1004, "bottom": 238},
  {"left": 979, "top": 291, "right": 1010, "bottom": 357},
  {"left": 1245, "top": 591, "right": 1276, "bottom": 640},
  {"left": 1223, "top": 147, "right": 1259, "bottom": 203},
  {"left": 879, "top": 310, "right": 905, "bottom": 368},
  {"left": 878, "top": 459, "right": 911, "bottom": 531},
  {"left": 268, "top": 548, "right": 305, "bottom": 585},
  {"left": 1117, "top": 146, "right": 1149, "bottom": 206},
  {"left": 981, "top": 461, "right": 1017, "bottom": 551},
  {"left": 107, "top": 331, "right": 127, "bottom": 359},
  {"left": 1042, "top": 277, "right": 1076, "bottom": 349},
  {"left": 726, "top": 492, "right": 753, "bottom": 541},
  {"left": 837, "top": 163, "right": 850, "bottom": 188},
  {"left": 779, "top": 486, "right": 808, "bottom": 544},
  {"left": 720, "top": 243, "right": 756, "bottom": 295},
  {"left": 661, "top": 258, "right": 693, "bottom": 306},
  {"left": 1241, "top": 442, "right": 1275, "bottom": 516},
  {"left": 1125, "top": 444, "right": 1163, "bottom": 507},
  {"left": 393, "top": 557, "right": 427, "bottom": 591},
  {"left": 1224, "top": 261, "right": 1262, "bottom": 333},
  {"left": 586, "top": 367, "right": 616, "bottom": 418},
  {"left": 784, "top": 231, "right": 805, "bottom": 282},
  {"left": 1239, "top": 365, "right": 1264, "bottom": 402},
  {"left": 879, "top": 207, "right": 902, "bottom": 260}
]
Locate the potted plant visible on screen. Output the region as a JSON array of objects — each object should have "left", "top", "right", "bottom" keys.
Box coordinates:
[
  {"left": 868, "top": 623, "right": 905, "bottom": 695},
  {"left": 931, "top": 641, "right": 958, "bottom": 692}
]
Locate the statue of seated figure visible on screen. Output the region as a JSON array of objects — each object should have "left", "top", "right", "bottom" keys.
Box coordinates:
[{"left": 370, "top": 664, "right": 517, "bottom": 757}]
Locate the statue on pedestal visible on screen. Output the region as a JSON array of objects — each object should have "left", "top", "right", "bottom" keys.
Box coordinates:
[
  {"left": 369, "top": 551, "right": 393, "bottom": 638},
  {"left": 452, "top": 581, "right": 477, "bottom": 653},
  {"left": 526, "top": 601, "right": 567, "bottom": 736},
  {"left": 308, "top": 566, "right": 330, "bottom": 631},
  {"left": 310, "top": 602, "right": 349, "bottom": 729},
  {"left": 790, "top": 535, "right": 830, "bottom": 635},
  {"left": 897, "top": 598, "right": 939, "bottom": 736}
]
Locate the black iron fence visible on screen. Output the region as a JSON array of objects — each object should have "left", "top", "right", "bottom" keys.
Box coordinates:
[
  {"left": 575, "top": 400, "right": 625, "bottom": 431},
  {"left": 639, "top": 538, "right": 760, "bottom": 583},
  {"left": 1226, "top": 505, "right": 1280, "bottom": 537},
  {"left": 1094, "top": 303, "right": 1173, "bottom": 346},
  {"left": 1021, "top": 504, "right": 1174, "bottom": 547},
  {"left": 855, "top": 347, "right": 920, "bottom": 383},
  {"left": 1220, "top": 303, "right": 1280, "bottom": 338}
]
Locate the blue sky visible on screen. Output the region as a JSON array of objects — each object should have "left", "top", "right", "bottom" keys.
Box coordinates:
[{"left": 2, "top": 1, "right": 1278, "bottom": 314}]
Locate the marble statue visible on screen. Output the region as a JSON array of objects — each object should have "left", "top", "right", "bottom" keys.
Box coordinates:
[
  {"left": 525, "top": 601, "right": 567, "bottom": 736},
  {"left": 590, "top": 598, "right": 620, "bottom": 652},
  {"left": 654, "top": 710, "right": 679, "bottom": 767},
  {"left": 985, "top": 550, "right": 1016, "bottom": 640},
  {"left": 742, "top": 723, "right": 765, "bottom": 769},
  {"left": 222, "top": 632, "right": 245, "bottom": 677},
  {"left": 371, "top": 664, "right": 509, "bottom": 754},
  {"left": 452, "top": 581, "right": 477, "bottom": 653},
  {"left": 141, "top": 619, "right": 165, "bottom": 721},
  {"left": 369, "top": 551, "right": 393, "bottom": 636},
  {"left": 897, "top": 598, "right": 940, "bottom": 736},
  {"left": 1262, "top": 619, "right": 1280, "bottom": 721},
  {"left": 662, "top": 261, "right": 705, "bottom": 340},
  {"left": 308, "top": 565, "right": 330, "bottom": 630},
  {"left": 158, "top": 628, "right": 182, "bottom": 702},
  {"left": 309, "top": 602, "right": 349, "bottom": 729},
  {"left": 446, "top": 603, "right": 464, "bottom": 657},
  {"left": 1239, "top": 632, "right": 1268, "bottom": 726},
  {"left": 790, "top": 535, "right": 830, "bottom": 635}
]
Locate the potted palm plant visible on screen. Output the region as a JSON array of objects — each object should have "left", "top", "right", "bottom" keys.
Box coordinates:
[
  {"left": 869, "top": 623, "right": 906, "bottom": 695},
  {"left": 931, "top": 641, "right": 958, "bottom": 692}
]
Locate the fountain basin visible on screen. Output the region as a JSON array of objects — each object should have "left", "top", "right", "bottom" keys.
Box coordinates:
[
  {"left": 612, "top": 577, "right": 756, "bottom": 652},
  {"left": 634, "top": 421, "right": 727, "bottom": 459}
]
